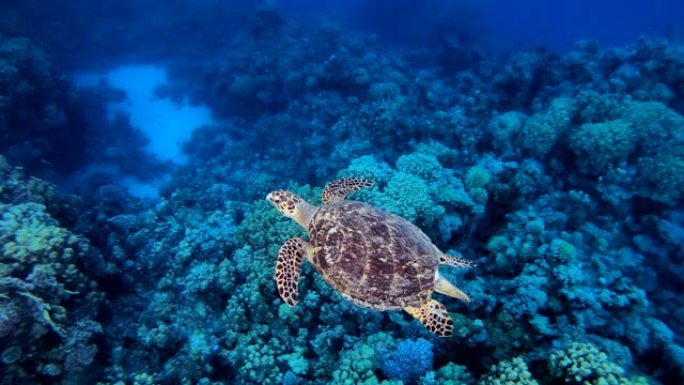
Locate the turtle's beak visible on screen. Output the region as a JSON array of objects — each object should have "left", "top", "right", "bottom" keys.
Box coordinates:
[{"left": 266, "top": 192, "right": 281, "bottom": 212}]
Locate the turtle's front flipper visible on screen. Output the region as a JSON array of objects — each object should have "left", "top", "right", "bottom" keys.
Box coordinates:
[
  {"left": 322, "top": 178, "right": 374, "bottom": 204},
  {"left": 404, "top": 299, "right": 454, "bottom": 337},
  {"left": 275, "top": 237, "right": 308, "bottom": 307}
]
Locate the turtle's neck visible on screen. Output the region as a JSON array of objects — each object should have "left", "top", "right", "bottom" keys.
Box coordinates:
[{"left": 294, "top": 201, "right": 318, "bottom": 229}]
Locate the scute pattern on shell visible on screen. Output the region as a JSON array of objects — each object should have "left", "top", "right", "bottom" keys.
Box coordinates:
[{"left": 308, "top": 201, "right": 439, "bottom": 310}]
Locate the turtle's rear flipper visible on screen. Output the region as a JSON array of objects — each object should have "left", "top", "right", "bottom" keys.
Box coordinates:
[
  {"left": 275, "top": 237, "right": 308, "bottom": 307},
  {"left": 439, "top": 254, "right": 476, "bottom": 268},
  {"left": 322, "top": 178, "right": 374, "bottom": 204},
  {"left": 404, "top": 299, "right": 453, "bottom": 337},
  {"left": 434, "top": 271, "right": 471, "bottom": 303}
]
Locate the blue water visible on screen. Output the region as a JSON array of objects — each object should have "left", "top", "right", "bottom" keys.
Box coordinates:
[{"left": 1, "top": 1, "right": 683, "bottom": 384}]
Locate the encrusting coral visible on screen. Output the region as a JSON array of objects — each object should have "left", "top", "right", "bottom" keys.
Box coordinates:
[{"left": 1, "top": 7, "right": 684, "bottom": 384}]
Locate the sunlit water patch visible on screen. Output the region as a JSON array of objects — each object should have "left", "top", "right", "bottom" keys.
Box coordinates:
[{"left": 72, "top": 64, "right": 214, "bottom": 198}]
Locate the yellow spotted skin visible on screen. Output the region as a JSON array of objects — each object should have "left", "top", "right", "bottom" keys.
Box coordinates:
[
  {"left": 268, "top": 189, "right": 300, "bottom": 215},
  {"left": 308, "top": 201, "right": 439, "bottom": 310},
  {"left": 405, "top": 300, "right": 453, "bottom": 337},
  {"left": 275, "top": 237, "right": 306, "bottom": 307}
]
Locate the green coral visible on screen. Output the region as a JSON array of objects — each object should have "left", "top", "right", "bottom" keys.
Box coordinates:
[
  {"left": 519, "top": 97, "right": 575, "bottom": 157},
  {"left": 0, "top": 155, "right": 57, "bottom": 205},
  {"left": 373, "top": 172, "right": 445, "bottom": 226},
  {"left": 210, "top": 188, "right": 319, "bottom": 385},
  {"left": 330, "top": 332, "right": 394, "bottom": 385},
  {"left": 339, "top": 152, "right": 479, "bottom": 234},
  {"left": 549, "top": 342, "right": 648, "bottom": 385},
  {"left": 338, "top": 155, "right": 394, "bottom": 185},
  {"left": 432, "top": 362, "right": 475, "bottom": 385},
  {"left": 411, "top": 140, "right": 461, "bottom": 161},
  {"left": 637, "top": 153, "right": 684, "bottom": 205},
  {"left": 524, "top": 219, "right": 545, "bottom": 236},
  {"left": 569, "top": 120, "right": 637, "bottom": 175},
  {"left": 612, "top": 100, "right": 684, "bottom": 204},
  {"left": 488, "top": 111, "right": 528, "bottom": 154},
  {"left": 487, "top": 235, "right": 509, "bottom": 253},
  {"left": 468, "top": 187, "right": 488, "bottom": 205},
  {"left": 478, "top": 356, "right": 539, "bottom": 385},
  {"left": 567, "top": 98, "right": 684, "bottom": 201},
  {"left": 132, "top": 372, "right": 157, "bottom": 385},
  {"left": 2, "top": 202, "right": 77, "bottom": 266},
  {"left": 396, "top": 153, "right": 443, "bottom": 180},
  {"left": 621, "top": 101, "right": 684, "bottom": 154},
  {"left": 0, "top": 202, "right": 96, "bottom": 324},
  {"left": 464, "top": 166, "right": 492, "bottom": 204},
  {"left": 234, "top": 198, "right": 304, "bottom": 252},
  {"left": 1, "top": 345, "right": 22, "bottom": 364},
  {"left": 573, "top": 91, "right": 624, "bottom": 123},
  {"left": 465, "top": 166, "right": 492, "bottom": 191},
  {"left": 229, "top": 337, "right": 282, "bottom": 384},
  {"left": 486, "top": 312, "right": 533, "bottom": 355},
  {"left": 0, "top": 198, "right": 102, "bottom": 382},
  {"left": 547, "top": 239, "right": 577, "bottom": 262}
]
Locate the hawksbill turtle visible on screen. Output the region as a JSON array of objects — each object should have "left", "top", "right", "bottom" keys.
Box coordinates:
[{"left": 266, "top": 177, "right": 475, "bottom": 337}]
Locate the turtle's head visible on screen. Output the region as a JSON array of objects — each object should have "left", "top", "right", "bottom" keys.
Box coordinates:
[
  {"left": 267, "top": 190, "right": 301, "bottom": 216},
  {"left": 267, "top": 190, "right": 317, "bottom": 229}
]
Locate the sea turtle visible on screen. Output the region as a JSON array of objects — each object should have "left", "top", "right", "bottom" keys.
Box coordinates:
[{"left": 267, "top": 177, "right": 475, "bottom": 337}]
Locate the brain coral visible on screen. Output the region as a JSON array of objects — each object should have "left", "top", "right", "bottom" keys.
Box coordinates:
[
  {"left": 549, "top": 342, "right": 648, "bottom": 385},
  {"left": 637, "top": 153, "right": 684, "bottom": 205},
  {"left": 518, "top": 97, "right": 575, "bottom": 157},
  {"left": 569, "top": 119, "right": 637, "bottom": 175},
  {"left": 0, "top": 200, "right": 102, "bottom": 382},
  {"left": 620, "top": 101, "right": 684, "bottom": 154},
  {"left": 478, "top": 356, "right": 539, "bottom": 385}
]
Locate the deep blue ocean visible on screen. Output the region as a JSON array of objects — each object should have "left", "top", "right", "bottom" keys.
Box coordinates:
[{"left": 1, "top": 1, "right": 683, "bottom": 384}]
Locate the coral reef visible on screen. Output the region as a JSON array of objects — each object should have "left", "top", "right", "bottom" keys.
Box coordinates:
[
  {"left": 549, "top": 342, "right": 648, "bottom": 385},
  {"left": 1, "top": 5, "right": 683, "bottom": 385},
  {"left": 0, "top": 159, "right": 104, "bottom": 383}
]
